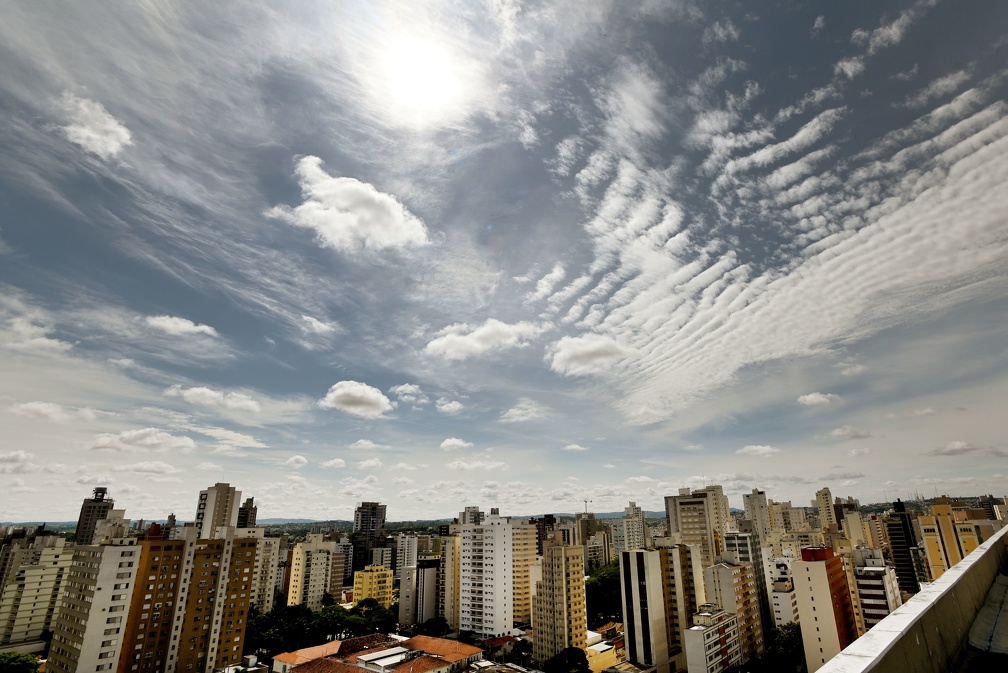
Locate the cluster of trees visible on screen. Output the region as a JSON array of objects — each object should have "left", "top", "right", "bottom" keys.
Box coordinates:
[
  {"left": 0, "top": 652, "right": 41, "bottom": 673},
  {"left": 243, "top": 598, "right": 397, "bottom": 663},
  {"left": 584, "top": 560, "right": 622, "bottom": 629}
]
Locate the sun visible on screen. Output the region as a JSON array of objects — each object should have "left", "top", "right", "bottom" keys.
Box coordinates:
[{"left": 378, "top": 37, "right": 467, "bottom": 127}]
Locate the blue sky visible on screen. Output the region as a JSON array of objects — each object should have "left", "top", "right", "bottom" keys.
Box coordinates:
[{"left": 1, "top": 0, "right": 1006, "bottom": 522}]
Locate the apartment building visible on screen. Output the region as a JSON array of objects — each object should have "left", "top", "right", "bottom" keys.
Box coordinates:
[
  {"left": 703, "top": 562, "right": 764, "bottom": 663},
  {"left": 532, "top": 541, "right": 586, "bottom": 663},
  {"left": 683, "top": 605, "right": 742, "bottom": 673},
  {"left": 353, "top": 565, "right": 393, "bottom": 608},
  {"left": 0, "top": 531, "right": 73, "bottom": 648},
  {"left": 794, "top": 547, "right": 857, "bottom": 672},
  {"left": 458, "top": 512, "right": 514, "bottom": 637}
]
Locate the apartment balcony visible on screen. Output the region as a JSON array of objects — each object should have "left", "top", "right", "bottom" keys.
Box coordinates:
[{"left": 820, "top": 524, "right": 1007, "bottom": 673}]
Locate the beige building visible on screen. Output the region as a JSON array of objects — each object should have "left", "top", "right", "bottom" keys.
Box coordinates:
[
  {"left": 794, "top": 547, "right": 857, "bottom": 672},
  {"left": 919, "top": 500, "right": 981, "bottom": 581},
  {"left": 665, "top": 485, "right": 732, "bottom": 567},
  {"left": 703, "top": 562, "right": 764, "bottom": 663},
  {"left": 0, "top": 532, "right": 73, "bottom": 649},
  {"left": 288, "top": 534, "right": 339, "bottom": 610},
  {"left": 193, "top": 482, "right": 241, "bottom": 539},
  {"left": 662, "top": 543, "right": 706, "bottom": 652},
  {"left": 353, "top": 565, "right": 393, "bottom": 608},
  {"left": 511, "top": 517, "right": 538, "bottom": 624},
  {"left": 684, "top": 604, "right": 741, "bottom": 673},
  {"left": 438, "top": 535, "right": 461, "bottom": 631},
  {"left": 532, "top": 541, "right": 586, "bottom": 663}
]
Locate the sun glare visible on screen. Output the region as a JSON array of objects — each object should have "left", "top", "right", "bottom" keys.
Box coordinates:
[{"left": 378, "top": 37, "right": 467, "bottom": 126}]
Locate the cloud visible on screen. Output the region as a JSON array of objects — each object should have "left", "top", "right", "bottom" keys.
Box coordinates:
[
  {"left": 926, "top": 441, "right": 1006, "bottom": 458},
  {"left": 441, "top": 437, "right": 473, "bottom": 451},
  {"left": 112, "top": 461, "right": 180, "bottom": 475},
  {"left": 0, "top": 450, "right": 38, "bottom": 474},
  {"left": 321, "top": 458, "right": 347, "bottom": 468},
  {"left": 59, "top": 93, "right": 131, "bottom": 159},
  {"left": 285, "top": 455, "right": 308, "bottom": 468},
  {"left": 318, "top": 381, "right": 392, "bottom": 418},
  {"left": 9, "top": 401, "right": 102, "bottom": 422},
  {"left": 737, "top": 445, "right": 781, "bottom": 457},
  {"left": 301, "top": 315, "right": 339, "bottom": 334},
  {"left": 811, "top": 15, "right": 825, "bottom": 36},
  {"left": 562, "top": 443, "right": 589, "bottom": 452},
  {"left": 902, "top": 70, "right": 971, "bottom": 109},
  {"left": 447, "top": 459, "right": 506, "bottom": 471},
  {"left": 602, "top": 463, "right": 615, "bottom": 469},
  {"left": 848, "top": 447, "right": 870, "bottom": 457},
  {"left": 627, "top": 475, "right": 656, "bottom": 483},
  {"left": 829, "top": 426, "right": 871, "bottom": 440},
  {"left": 389, "top": 462, "right": 418, "bottom": 471},
  {"left": 389, "top": 384, "right": 429, "bottom": 406},
  {"left": 164, "top": 385, "right": 260, "bottom": 412},
  {"left": 548, "top": 334, "right": 632, "bottom": 376},
  {"left": 838, "top": 362, "right": 867, "bottom": 376},
  {"left": 190, "top": 426, "right": 267, "bottom": 450},
  {"left": 797, "top": 392, "right": 840, "bottom": 407},
  {"left": 820, "top": 471, "right": 865, "bottom": 481},
  {"left": 358, "top": 457, "right": 383, "bottom": 469},
  {"left": 87, "top": 428, "right": 196, "bottom": 453},
  {"left": 913, "top": 407, "right": 936, "bottom": 416},
  {"left": 834, "top": 57, "right": 865, "bottom": 80},
  {"left": 436, "top": 398, "right": 463, "bottom": 414},
  {"left": 525, "top": 263, "right": 566, "bottom": 303},
  {"left": 196, "top": 462, "right": 222, "bottom": 471},
  {"left": 852, "top": 5, "right": 920, "bottom": 55},
  {"left": 425, "top": 318, "right": 544, "bottom": 360},
  {"left": 266, "top": 156, "right": 428, "bottom": 252},
  {"left": 393, "top": 476, "right": 414, "bottom": 484},
  {"left": 500, "top": 398, "right": 548, "bottom": 423},
  {"left": 349, "top": 439, "right": 389, "bottom": 450},
  {"left": 76, "top": 474, "right": 113, "bottom": 485},
  {"left": 145, "top": 315, "right": 218, "bottom": 337},
  {"left": 703, "top": 20, "right": 739, "bottom": 45}
]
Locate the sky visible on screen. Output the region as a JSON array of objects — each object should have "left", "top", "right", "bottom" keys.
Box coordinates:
[{"left": 1, "top": 0, "right": 1007, "bottom": 523}]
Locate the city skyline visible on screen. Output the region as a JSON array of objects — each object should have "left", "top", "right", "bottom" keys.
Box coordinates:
[{"left": 2, "top": 1, "right": 1007, "bottom": 521}]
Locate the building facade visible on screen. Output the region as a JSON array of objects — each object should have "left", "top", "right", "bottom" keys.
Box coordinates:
[
  {"left": 532, "top": 542, "right": 586, "bottom": 663},
  {"left": 794, "top": 547, "right": 857, "bottom": 673}
]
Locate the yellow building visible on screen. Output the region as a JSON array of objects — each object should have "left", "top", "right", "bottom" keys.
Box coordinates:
[
  {"left": 512, "top": 518, "right": 538, "bottom": 624},
  {"left": 919, "top": 501, "right": 981, "bottom": 581},
  {"left": 532, "top": 542, "right": 586, "bottom": 663},
  {"left": 353, "top": 564, "right": 394, "bottom": 608}
]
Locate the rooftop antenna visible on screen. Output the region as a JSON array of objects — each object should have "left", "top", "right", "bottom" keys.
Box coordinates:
[{"left": 583, "top": 499, "right": 592, "bottom": 514}]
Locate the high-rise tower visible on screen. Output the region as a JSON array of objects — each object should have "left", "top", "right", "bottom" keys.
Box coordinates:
[{"left": 74, "top": 487, "right": 115, "bottom": 545}]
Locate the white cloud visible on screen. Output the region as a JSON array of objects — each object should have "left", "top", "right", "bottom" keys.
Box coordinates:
[
  {"left": 811, "top": 15, "right": 826, "bottom": 36},
  {"left": 525, "top": 263, "right": 566, "bottom": 303},
  {"left": 59, "top": 93, "right": 131, "bottom": 159},
  {"left": 627, "top": 475, "right": 656, "bottom": 483},
  {"left": 145, "top": 315, "right": 218, "bottom": 337},
  {"left": 602, "top": 463, "right": 615, "bottom": 468},
  {"left": 321, "top": 458, "right": 347, "bottom": 468},
  {"left": 848, "top": 447, "right": 870, "bottom": 456},
  {"left": 852, "top": 6, "right": 920, "bottom": 55},
  {"left": 393, "top": 476, "right": 414, "bottom": 484},
  {"left": 349, "top": 439, "right": 389, "bottom": 450},
  {"left": 190, "top": 426, "right": 267, "bottom": 449},
  {"left": 737, "top": 445, "right": 781, "bottom": 457},
  {"left": 358, "top": 457, "right": 383, "bottom": 469},
  {"left": 447, "top": 459, "right": 506, "bottom": 471},
  {"left": 285, "top": 455, "right": 308, "bottom": 468},
  {"left": 902, "top": 70, "right": 971, "bottom": 109},
  {"left": 838, "top": 363, "right": 867, "bottom": 377},
  {"left": 390, "top": 462, "right": 418, "bottom": 471},
  {"left": 87, "top": 428, "right": 196, "bottom": 453},
  {"left": 436, "top": 398, "right": 463, "bottom": 414},
  {"left": 797, "top": 392, "right": 840, "bottom": 406},
  {"left": 425, "top": 318, "right": 544, "bottom": 360},
  {"left": 703, "top": 20, "right": 739, "bottom": 45},
  {"left": 441, "top": 437, "right": 473, "bottom": 451},
  {"left": 76, "top": 473, "right": 113, "bottom": 485},
  {"left": 112, "top": 461, "right": 180, "bottom": 475},
  {"left": 196, "top": 462, "right": 222, "bottom": 471},
  {"left": 301, "top": 315, "right": 339, "bottom": 334},
  {"left": 318, "top": 381, "right": 392, "bottom": 418},
  {"left": 9, "top": 401, "right": 102, "bottom": 422},
  {"left": 829, "top": 426, "right": 871, "bottom": 440},
  {"left": 562, "top": 443, "right": 589, "bottom": 452},
  {"left": 834, "top": 57, "right": 865, "bottom": 80},
  {"left": 164, "top": 385, "right": 260, "bottom": 412},
  {"left": 913, "top": 407, "right": 936, "bottom": 416},
  {"left": 548, "top": 334, "right": 631, "bottom": 376},
  {"left": 266, "top": 156, "right": 428, "bottom": 252},
  {"left": 389, "top": 383, "right": 429, "bottom": 406},
  {"left": 500, "top": 398, "right": 548, "bottom": 423},
  {"left": 0, "top": 450, "right": 38, "bottom": 474}
]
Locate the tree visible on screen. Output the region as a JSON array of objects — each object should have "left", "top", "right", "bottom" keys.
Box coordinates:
[
  {"left": 584, "top": 560, "right": 622, "bottom": 628},
  {"left": 761, "top": 622, "right": 806, "bottom": 673},
  {"left": 541, "top": 647, "right": 590, "bottom": 673},
  {"left": 0, "top": 652, "right": 41, "bottom": 673}
]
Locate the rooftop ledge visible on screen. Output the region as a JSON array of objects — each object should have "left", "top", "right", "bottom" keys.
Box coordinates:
[{"left": 820, "top": 523, "right": 1008, "bottom": 673}]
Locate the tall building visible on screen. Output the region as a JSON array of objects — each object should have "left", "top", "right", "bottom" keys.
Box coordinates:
[
  {"left": 236, "top": 497, "right": 257, "bottom": 528},
  {"left": 743, "top": 489, "right": 771, "bottom": 544},
  {"left": 683, "top": 605, "right": 742, "bottom": 673},
  {"left": 919, "top": 499, "right": 982, "bottom": 581},
  {"left": 663, "top": 543, "right": 706, "bottom": 652},
  {"left": 511, "top": 517, "right": 538, "bottom": 625},
  {"left": 767, "top": 556, "right": 800, "bottom": 627},
  {"left": 438, "top": 535, "right": 461, "bottom": 631},
  {"left": 885, "top": 500, "right": 920, "bottom": 596},
  {"left": 851, "top": 547, "right": 902, "bottom": 631},
  {"left": 458, "top": 512, "right": 515, "bottom": 637},
  {"left": 396, "top": 534, "right": 419, "bottom": 580},
  {"left": 666, "top": 486, "right": 731, "bottom": 567},
  {"left": 0, "top": 529, "right": 73, "bottom": 648},
  {"left": 399, "top": 557, "right": 440, "bottom": 627},
  {"left": 352, "top": 502, "right": 387, "bottom": 572},
  {"left": 619, "top": 549, "right": 672, "bottom": 673},
  {"left": 459, "top": 506, "right": 485, "bottom": 525},
  {"left": 532, "top": 541, "right": 586, "bottom": 663},
  {"left": 815, "top": 487, "right": 837, "bottom": 529},
  {"left": 703, "top": 562, "right": 764, "bottom": 663},
  {"left": 534, "top": 514, "right": 556, "bottom": 555},
  {"left": 74, "top": 486, "right": 115, "bottom": 545},
  {"left": 48, "top": 539, "right": 141, "bottom": 673},
  {"left": 723, "top": 532, "right": 771, "bottom": 645},
  {"left": 193, "top": 483, "right": 241, "bottom": 539},
  {"left": 794, "top": 547, "right": 857, "bottom": 672},
  {"left": 354, "top": 565, "right": 394, "bottom": 608},
  {"left": 288, "top": 534, "right": 338, "bottom": 610}
]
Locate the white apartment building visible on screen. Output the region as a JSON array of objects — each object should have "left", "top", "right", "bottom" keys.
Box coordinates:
[
  {"left": 815, "top": 487, "right": 837, "bottom": 529},
  {"left": 619, "top": 549, "right": 671, "bottom": 673},
  {"left": 0, "top": 533, "right": 73, "bottom": 648},
  {"left": 288, "top": 534, "right": 338, "bottom": 610},
  {"left": 396, "top": 534, "right": 419, "bottom": 580},
  {"left": 684, "top": 605, "right": 742, "bottom": 673},
  {"left": 764, "top": 555, "right": 799, "bottom": 627},
  {"left": 459, "top": 513, "right": 514, "bottom": 637},
  {"left": 743, "top": 489, "right": 771, "bottom": 544},
  {"left": 48, "top": 539, "right": 140, "bottom": 673}
]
